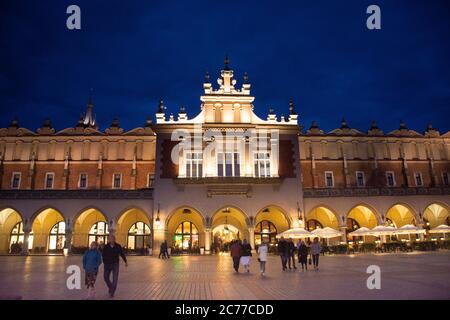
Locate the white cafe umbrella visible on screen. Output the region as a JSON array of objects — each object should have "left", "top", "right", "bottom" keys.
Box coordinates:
[
  {"left": 369, "top": 225, "right": 397, "bottom": 236},
  {"left": 312, "top": 227, "right": 343, "bottom": 246},
  {"left": 348, "top": 227, "right": 372, "bottom": 243},
  {"left": 276, "top": 228, "right": 313, "bottom": 239},
  {"left": 429, "top": 224, "right": 450, "bottom": 234},
  {"left": 312, "top": 227, "right": 343, "bottom": 239},
  {"left": 429, "top": 224, "right": 450, "bottom": 240},
  {"left": 394, "top": 224, "right": 425, "bottom": 242},
  {"left": 348, "top": 227, "right": 372, "bottom": 237}
]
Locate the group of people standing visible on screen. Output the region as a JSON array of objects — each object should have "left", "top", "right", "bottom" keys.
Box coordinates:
[
  {"left": 82, "top": 235, "right": 128, "bottom": 299},
  {"left": 277, "top": 237, "right": 322, "bottom": 271},
  {"left": 230, "top": 237, "right": 322, "bottom": 276}
]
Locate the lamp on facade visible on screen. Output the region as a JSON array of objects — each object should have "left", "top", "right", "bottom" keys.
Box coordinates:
[
  {"left": 223, "top": 216, "right": 229, "bottom": 235},
  {"left": 155, "top": 203, "right": 161, "bottom": 228}
]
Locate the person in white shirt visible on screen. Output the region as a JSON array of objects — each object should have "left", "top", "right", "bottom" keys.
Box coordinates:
[{"left": 257, "top": 241, "right": 269, "bottom": 276}]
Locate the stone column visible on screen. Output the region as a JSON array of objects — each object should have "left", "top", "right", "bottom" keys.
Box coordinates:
[
  {"left": 204, "top": 228, "right": 211, "bottom": 254},
  {"left": 339, "top": 226, "right": 347, "bottom": 244},
  {"left": 22, "top": 229, "right": 31, "bottom": 255},
  {"left": 65, "top": 230, "right": 73, "bottom": 254},
  {"left": 248, "top": 227, "right": 255, "bottom": 251}
]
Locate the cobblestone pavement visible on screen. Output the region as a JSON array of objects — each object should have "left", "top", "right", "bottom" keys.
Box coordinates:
[{"left": 0, "top": 251, "right": 449, "bottom": 300}]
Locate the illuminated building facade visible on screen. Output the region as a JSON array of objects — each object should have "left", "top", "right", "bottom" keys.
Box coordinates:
[{"left": 0, "top": 61, "right": 449, "bottom": 255}]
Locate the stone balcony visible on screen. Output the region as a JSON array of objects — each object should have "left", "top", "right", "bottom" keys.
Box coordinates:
[{"left": 303, "top": 186, "right": 450, "bottom": 198}]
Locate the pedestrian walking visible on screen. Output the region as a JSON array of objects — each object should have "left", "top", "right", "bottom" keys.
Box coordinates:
[
  {"left": 159, "top": 241, "right": 166, "bottom": 259},
  {"left": 240, "top": 239, "right": 252, "bottom": 273},
  {"left": 257, "top": 241, "right": 268, "bottom": 276},
  {"left": 83, "top": 241, "right": 102, "bottom": 299},
  {"left": 310, "top": 237, "right": 322, "bottom": 271},
  {"left": 277, "top": 236, "right": 289, "bottom": 271},
  {"left": 102, "top": 235, "right": 128, "bottom": 298},
  {"left": 230, "top": 240, "right": 243, "bottom": 273},
  {"left": 288, "top": 238, "right": 297, "bottom": 270},
  {"left": 297, "top": 239, "right": 308, "bottom": 271}
]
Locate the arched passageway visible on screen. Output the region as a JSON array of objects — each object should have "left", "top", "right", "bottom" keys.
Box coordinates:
[
  {"left": 73, "top": 208, "right": 108, "bottom": 249},
  {"left": 0, "top": 208, "right": 23, "bottom": 254},
  {"left": 254, "top": 206, "right": 290, "bottom": 246},
  {"left": 423, "top": 203, "right": 449, "bottom": 229},
  {"left": 166, "top": 207, "right": 204, "bottom": 254},
  {"left": 306, "top": 206, "right": 339, "bottom": 231},
  {"left": 30, "top": 208, "right": 65, "bottom": 253},
  {"left": 116, "top": 208, "right": 151, "bottom": 253}
]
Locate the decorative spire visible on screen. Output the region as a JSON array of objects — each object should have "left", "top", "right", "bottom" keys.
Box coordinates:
[
  {"left": 426, "top": 123, "right": 434, "bottom": 132},
  {"left": 157, "top": 99, "right": 165, "bottom": 113},
  {"left": 340, "top": 118, "right": 349, "bottom": 129},
  {"left": 179, "top": 105, "right": 186, "bottom": 114},
  {"left": 204, "top": 71, "right": 210, "bottom": 83},
  {"left": 289, "top": 98, "right": 297, "bottom": 115},
  {"left": 268, "top": 107, "right": 275, "bottom": 115},
  {"left": 145, "top": 117, "right": 152, "bottom": 127},
  {"left": 310, "top": 120, "right": 319, "bottom": 130},
  {"left": 370, "top": 120, "right": 378, "bottom": 130},
  {"left": 399, "top": 120, "right": 407, "bottom": 130},
  {"left": 82, "top": 89, "right": 97, "bottom": 128},
  {"left": 43, "top": 118, "right": 52, "bottom": 128},
  {"left": 243, "top": 72, "right": 249, "bottom": 84},
  {"left": 9, "top": 118, "right": 19, "bottom": 128},
  {"left": 110, "top": 118, "right": 119, "bottom": 128},
  {"left": 224, "top": 55, "right": 230, "bottom": 71}
]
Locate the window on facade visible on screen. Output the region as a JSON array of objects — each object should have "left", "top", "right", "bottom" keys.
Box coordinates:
[
  {"left": 356, "top": 171, "right": 365, "bottom": 187},
  {"left": 254, "top": 220, "right": 277, "bottom": 246},
  {"left": 325, "top": 171, "right": 334, "bottom": 188},
  {"left": 88, "top": 221, "right": 109, "bottom": 245},
  {"left": 386, "top": 171, "right": 395, "bottom": 187},
  {"left": 174, "top": 221, "right": 199, "bottom": 251},
  {"left": 127, "top": 221, "right": 151, "bottom": 251},
  {"left": 48, "top": 222, "right": 66, "bottom": 251},
  {"left": 45, "top": 173, "right": 54, "bottom": 189},
  {"left": 254, "top": 153, "right": 271, "bottom": 178},
  {"left": 217, "top": 152, "right": 240, "bottom": 177},
  {"left": 79, "top": 173, "right": 88, "bottom": 189},
  {"left": 9, "top": 222, "right": 34, "bottom": 252},
  {"left": 185, "top": 152, "right": 203, "bottom": 178},
  {"left": 442, "top": 172, "right": 449, "bottom": 186},
  {"left": 147, "top": 174, "right": 154, "bottom": 188},
  {"left": 414, "top": 172, "right": 423, "bottom": 187},
  {"left": 11, "top": 172, "right": 21, "bottom": 189},
  {"left": 113, "top": 173, "right": 122, "bottom": 189}
]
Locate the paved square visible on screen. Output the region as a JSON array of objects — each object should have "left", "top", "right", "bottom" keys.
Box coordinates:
[{"left": 0, "top": 251, "right": 449, "bottom": 300}]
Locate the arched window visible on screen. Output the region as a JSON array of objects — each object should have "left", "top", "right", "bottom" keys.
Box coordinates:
[
  {"left": 48, "top": 222, "right": 66, "bottom": 252},
  {"left": 127, "top": 221, "right": 151, "bottom": 251},
  {"left": 307, "top": 219, "right": 323, "bottom": 231},
  {"left": 255, "top": 220, "right": 277, "bottom": 246},
  {"left": 9, "top": 222, "right": 33, "bottom": 252},
  {"left": 88, "top": 221, "right": 109, "bottom": 245},
  {"left": 174, "top": 221, "right": 199, "bottom": 251}
]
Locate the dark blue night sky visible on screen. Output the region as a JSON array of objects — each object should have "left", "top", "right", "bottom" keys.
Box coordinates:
[{"left": 1, "top": 0, "right": 449, "bottom": 133}]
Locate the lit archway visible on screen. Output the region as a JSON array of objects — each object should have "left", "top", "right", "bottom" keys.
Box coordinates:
[
  {"left": 73, "top": 208, "right": 108, "bottom": 248},
  {"left": 386, "top": 204, "right": 416, "bottom": 228},
  {"left": 116, "top": 208, "right": 151, "bottom": 251},
  {"left": 346, "top": 205, "right": 379, "bottom": 242},
  {"left": 30, "top": 208, "right": 65, "bottom": 253},
  {"left": 166, "top": 206, "right": 205, "bottom": 254},
  {"left": 423, "top": 203, "right": 449, "bottom": 229},
  {"left": 0, "top": 208, "right": 23, "bottom": 254},
  {"left": 254, "top": 205, "right": 290, "bottom": 246},
  {"left": 306, "top": 206, "right": 339, "bottom": 231},
  {"left": 211, "top": 206, "right": 249, "bottom": 251}
]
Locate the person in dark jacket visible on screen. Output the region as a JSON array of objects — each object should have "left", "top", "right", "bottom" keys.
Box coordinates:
[
  {"left": 230, "top": 240, "right": 243, "bottom": 273},
  {"left": 240, "top": 239, "right": 252, "bottom": 273},
  {"left": 102, "top": 235, "right": 127, "bottom": 298},
  {"left": 297, "top": 239, "right": 309, "bottom": 271},
  {"left": 277, "top": 237, "right": 289, "bottom": 271},
  {"left": 159, "top": 241, "right": 167, "bottom": 259},
  {"left": 287, "top": 238, "right": 297, "bottom": 270},
  {"left": 83, "top": 241, "right": 103, "bottom": 299}
]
